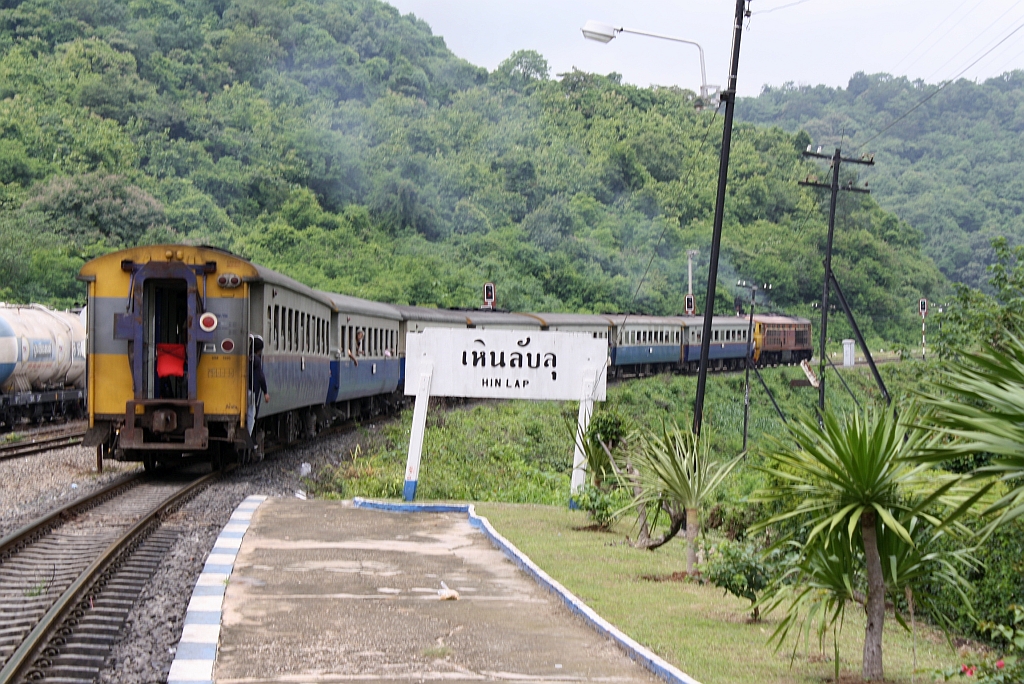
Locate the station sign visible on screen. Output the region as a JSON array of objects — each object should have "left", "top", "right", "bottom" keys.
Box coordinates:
[{"left": 405, "top": 328, "right": 607, "bottom": 401}]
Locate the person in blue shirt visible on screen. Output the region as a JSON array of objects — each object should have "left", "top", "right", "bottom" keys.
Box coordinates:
[{"left": 248, "top": 336, "right": 269, "bottom": 436}]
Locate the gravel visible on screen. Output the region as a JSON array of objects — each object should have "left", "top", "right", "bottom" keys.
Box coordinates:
[
  {"left": 94, "top": 422, "right": 390, "bottom": 684},
  {"left": 0, "top": 445, "right": 141, "bottom": 539}
]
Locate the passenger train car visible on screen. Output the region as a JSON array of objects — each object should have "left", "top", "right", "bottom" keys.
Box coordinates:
[{"left": 80, "top": 245, "right": 811, "bottom": 468}]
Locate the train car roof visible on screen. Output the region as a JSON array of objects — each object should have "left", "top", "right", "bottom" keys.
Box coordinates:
[
  {"left": 603, "top": 314, "right": 690, "bottom": 326},
  {"left": 392, "top": 305, "right": 541, "bottom": 328},
  {"left": 391, "top": 305, "right": 474, "bottom": 326},
  {"left": 754, "top": 314, "right": 812, "bottom": 325},
  {"left": 249, "top": 264, "right": 338, "bottom": 309},
  {"left": 518, "top": 312, "right": 614, "bottom": 327},
  {"left": 464, "top": 310, "right": 542, "bottom": 327},
  {"left": 317, "top": 292, "right": 402, "bottom": 320}
]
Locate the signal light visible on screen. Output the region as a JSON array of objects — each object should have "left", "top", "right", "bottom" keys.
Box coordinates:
[
  {"left": 217, "top": 273, "right": 241, "bottom": 288},
  {"left": 221, "top": 338, "right": 235, "bottom": 353},
  {"left": 685, "top": 294, "right": 695, "bottom": 315},
  {"left": 199, "top": 312, "right": 218, "bottom": 332}
]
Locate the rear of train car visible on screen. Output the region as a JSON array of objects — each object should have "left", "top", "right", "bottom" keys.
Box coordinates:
[{"left": 80, "top": 245, "right": 336, "bottom": 467}]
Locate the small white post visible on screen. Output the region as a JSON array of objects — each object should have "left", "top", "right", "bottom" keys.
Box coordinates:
[
  {"left": 570, "top": 370, "right": 597, "bottom": 503},
  {"left": 842, "top": 339, "right": 855, "bottom": 367},
  {"left": 403, "top": 364, "right": 433, "bottom": 501}
]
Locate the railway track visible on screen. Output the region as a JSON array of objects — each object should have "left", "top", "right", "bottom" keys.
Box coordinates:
[
  {"left": 0, "top": 431, "right": 87, "bottom": 461},
  {"left": 0, "top": 469, "right": 221, "bottom": 684}
]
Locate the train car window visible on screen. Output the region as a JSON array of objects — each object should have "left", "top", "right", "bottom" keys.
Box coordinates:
[
  {"left": 306, "top": 314, "right": 311, "bottom": 353},
  {"left": 273, "top": 305, "right": 279, "bottom": 351}
]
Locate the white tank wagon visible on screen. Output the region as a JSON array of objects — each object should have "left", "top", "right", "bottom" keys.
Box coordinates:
[{"left": 0, "top": 304, "right": 87, "bottom": 428}]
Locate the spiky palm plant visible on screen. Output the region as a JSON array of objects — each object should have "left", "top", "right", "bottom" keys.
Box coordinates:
[
  {"left": 631, "top": 422, "right": 740, "bottom": 572},
  {"left": 921, "top": 335, "right": 1024, "bottom": 530},
  {"left": 752, "top": 407, "right": 979, "bottom": 681}
]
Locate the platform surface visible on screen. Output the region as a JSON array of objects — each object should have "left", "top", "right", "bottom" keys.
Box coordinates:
[{"left": 215, "top": 498, "right": 658, "bottom": 684}]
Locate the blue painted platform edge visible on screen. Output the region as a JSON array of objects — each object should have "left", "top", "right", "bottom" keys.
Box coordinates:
[
  {"left": 165, "top": 494, "right": 267, "bottom": 684},
  {"left": 350, "top": 498, "right": 701, "bottom": 684},
  {"left": 353, "top": 496, "right": 469, "bottom": 514}
]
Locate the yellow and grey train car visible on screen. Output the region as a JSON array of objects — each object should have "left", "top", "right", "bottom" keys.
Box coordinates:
[{"left": 80, "top": 245, "right": 340, "bottom": 467}]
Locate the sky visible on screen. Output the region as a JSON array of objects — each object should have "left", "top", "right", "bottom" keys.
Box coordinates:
[{"left": 386, "top": 0, "right": 1024, "bottom": 97}]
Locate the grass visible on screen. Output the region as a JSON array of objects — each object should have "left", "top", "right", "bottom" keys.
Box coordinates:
[
  {"left": 313, "top": 360, "right": 941, "bottom": 507},
  {"left": 475, "top": 502, "right": 958, "bottom": 684}
]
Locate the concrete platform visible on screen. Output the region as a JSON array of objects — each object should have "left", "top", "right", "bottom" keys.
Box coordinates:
[{"left": 213, "top": 498, "right": 659, "bottom": 684}]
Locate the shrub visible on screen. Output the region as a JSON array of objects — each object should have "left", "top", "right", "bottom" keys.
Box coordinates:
[
  {"left": 940, "top": 605, "right": 1024, "bottom": 683},
  {"left": 924, "top": 518, "right": 1024, "bottom": 640},
  {"left": 575, "top": 484, "right": 630, "bottom": 529},
  {"left": 705, "top": 538, "right": 771, "bottom": 620}
]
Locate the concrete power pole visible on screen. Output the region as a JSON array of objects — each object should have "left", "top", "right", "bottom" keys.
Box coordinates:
[{"left": 686, "top": 250, "right": 699, "bottom": 309}]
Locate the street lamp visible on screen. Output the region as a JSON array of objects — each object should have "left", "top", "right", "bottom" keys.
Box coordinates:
[
  {"left": 581, "top": 21, "right": 720, "bottom": 104},
  {"left": 584, "top": 1, "right": 750, "bottom": 436},
  {"left": 738, "top": 280, "right": 770, "bottom": 452}
]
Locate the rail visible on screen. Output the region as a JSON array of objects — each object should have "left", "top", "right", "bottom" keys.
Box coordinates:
[{"left": 0, "top": 468, "right": 225, "bottom": 683}]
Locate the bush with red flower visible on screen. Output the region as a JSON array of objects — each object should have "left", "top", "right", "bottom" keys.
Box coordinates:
[{"left": 941, "top": 606, "right": 1023, "bottom": 683}]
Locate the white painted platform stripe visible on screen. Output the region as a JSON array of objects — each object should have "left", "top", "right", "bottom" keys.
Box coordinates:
[
  {"left": 167, "top": 494, "right": 267, "bottom": 684},
  {"left": 352, "top": 497, "right": 702, "bottom": 684}
]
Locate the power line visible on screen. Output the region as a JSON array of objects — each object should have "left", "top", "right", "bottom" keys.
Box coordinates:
[
  {"left": 890, "top": 0, "right": 976, "bottom": 74},
  {"left": 925, "top": 0, "right": 1024, "bottom": 82},
  {"left": 624, "top": 107, "right": 720, "bottom": 319},
  {"left": 900, "top": 0, "right": 989, "bottom": 75},
  {"left": 752, "top": 0, "right": 815, "bottom": 15},
  {"left": 856, "top": 16, "right": 1024, "bottom": 150},
  {"left": 992, "top": 42, "right": 1024, "bottom": 73}
]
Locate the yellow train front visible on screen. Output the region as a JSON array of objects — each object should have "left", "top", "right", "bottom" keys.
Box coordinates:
[{"left": 79, "top": 246, "right": 254, "bottom": 467}]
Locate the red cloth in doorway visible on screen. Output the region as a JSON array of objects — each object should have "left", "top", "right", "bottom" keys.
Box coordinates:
[{"left": 156, "top": 343, "right": 186, "bottom": 378}]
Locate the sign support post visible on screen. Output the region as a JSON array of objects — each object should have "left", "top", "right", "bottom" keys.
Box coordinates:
[
  {"left": 570, "top": 371, "right": 597, "bottom": 499},
  {"left": 403, "top": 329, "right": 607, "bottom": 503},
  {"left": 403, "top": 363, "right": 432, "bottom": 501}
]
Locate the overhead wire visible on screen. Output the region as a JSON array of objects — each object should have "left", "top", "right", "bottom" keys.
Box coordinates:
[
  {"left": 899, "top": 0, "right": 989, "bottom": 75},
  {"left": 856, "top": 16, "right": 1024, "bottom": 150},
  {"left": 621, "top": 105, "right": 721, "bottom": 321},
  {"left": 751, "top": 0, "right": 815, "bottom": 16},
  {"left": 889, "top": 0, "right": 975, "bottom": 74},
  {"left": 924, "top": 0, "right": 1024, "bottom": 82}
]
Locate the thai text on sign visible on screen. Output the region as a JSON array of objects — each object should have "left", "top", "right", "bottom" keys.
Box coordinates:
[{"left": 405, "top": 328, "right": 607, "bottom": 401}]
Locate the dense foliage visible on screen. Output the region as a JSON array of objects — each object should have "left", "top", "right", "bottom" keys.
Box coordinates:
[
  {"left": 0, "top": 0, "right": 943, "bottom": 344},
  {"left": 740, "top": 71, "right": 1024, "bottom": 292}
]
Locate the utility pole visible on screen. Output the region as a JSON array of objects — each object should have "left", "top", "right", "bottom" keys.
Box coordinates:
[
  {"left": 799, "top": 147, "right": 874, "bottom": 414},
  {"left": 693, "top": 0, "right": 750, "bottom": 438}
]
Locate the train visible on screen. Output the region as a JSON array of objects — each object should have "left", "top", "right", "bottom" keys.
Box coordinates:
[
  {"left": 0, "top": 303, "right": 87, "bottom": 429},
  {"left": 79, "top": 245, "right": 811, "bottom": 469}
]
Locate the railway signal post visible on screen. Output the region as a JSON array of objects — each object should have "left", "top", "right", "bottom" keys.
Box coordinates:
[
  {"left": 738, "top": 280, "right": 770, "bottom": 453},
  {"left": 920, "top": 297, "right": 927, "bottom": 360}
]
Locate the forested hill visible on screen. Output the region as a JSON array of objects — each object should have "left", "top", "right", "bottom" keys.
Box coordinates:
[
  {"left": 739, "top": 72, "right": 1024, "bottom": 291},
  {"left": 0, "top": 0, "right": 944, "bottom": 343}
]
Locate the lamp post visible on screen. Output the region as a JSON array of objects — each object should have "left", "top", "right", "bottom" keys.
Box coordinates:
[
  {"left": 584, "top": 0, "right": 749, "bottom": 437},
  {"left": 738, "top": 280, "right": 770, "bottom": 452},
  {"left": 581, "top": 21, "right": 720, "bottom": 104}
]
